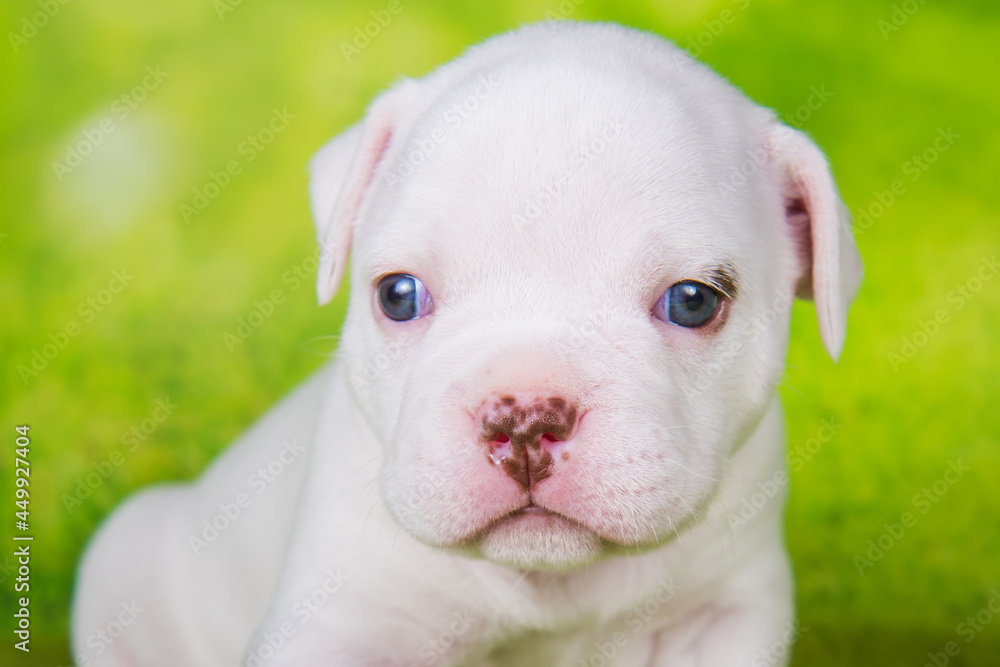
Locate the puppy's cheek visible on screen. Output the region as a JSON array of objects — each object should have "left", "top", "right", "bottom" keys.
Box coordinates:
[
  {"left": 378, "top": 416, "right": 526, "bottom": 546},
  {"left": 698, "top": 310, "right": 792, "bottom": 451},
  {"left": 381, "top": 467, "right": 517, "bottom": 546},
  {"left": 528, "top": 409, "right": 723, "bottom": 545},
  {"left": 341, "top": 323, "right": 418, "bottom": 441},
  {"left": 535, "top": 455, "right": 717, "bottom": 545}
]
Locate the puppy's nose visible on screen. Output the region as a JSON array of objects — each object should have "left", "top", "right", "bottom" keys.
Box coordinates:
[{"left": 478, "top": 395, "right": 579, "bottom": 490}]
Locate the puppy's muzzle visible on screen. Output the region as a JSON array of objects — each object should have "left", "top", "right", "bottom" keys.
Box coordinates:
[{"left": 478, "top": 395, "right": 580, "bottom": 490}]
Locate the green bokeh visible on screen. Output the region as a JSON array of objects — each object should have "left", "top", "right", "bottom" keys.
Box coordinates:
[{"left": 2, "top": 0, "right": 998, "bottom": 664}]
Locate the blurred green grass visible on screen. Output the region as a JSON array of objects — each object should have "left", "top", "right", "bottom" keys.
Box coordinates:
[{"left": 2, "top": 0, "right": 998, "bottom": 664}]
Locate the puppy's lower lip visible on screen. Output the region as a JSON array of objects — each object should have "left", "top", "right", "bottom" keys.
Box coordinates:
[{"left": 515, "top": 504, "right": 553, "bottom": 517}]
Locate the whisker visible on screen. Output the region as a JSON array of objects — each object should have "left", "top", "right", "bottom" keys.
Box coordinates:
[
  {"left": 776, "top": 379, "right": 808, "bottom": 401},
  {"left": 662, "top": 457, "right": 721, "bottom": 483},
  {"left": 299, "top": 334, "right": 342, "bottom": 358}
]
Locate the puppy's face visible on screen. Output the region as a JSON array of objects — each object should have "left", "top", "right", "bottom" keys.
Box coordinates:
[{"left": 311, "top": 24, "right": 861, "bottom": 570}]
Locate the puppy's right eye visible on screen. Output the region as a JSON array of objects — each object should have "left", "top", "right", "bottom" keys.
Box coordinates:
[
  {"left": 377, "top": 274, "right": 433, "bottom": 321},
  {"left": 653, "top": 281, "right": 721, "bottom": 328}
]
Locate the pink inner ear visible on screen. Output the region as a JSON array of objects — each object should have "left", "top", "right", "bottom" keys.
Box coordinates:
[
  {"left": 360, "top": 129, "right": 394, "bottom": 199},
  {"left": 769, "top": 124, "right": 862, "bottom": 361},
  {"left": 785, "top": 197, "right": 808, "bottom": 217},
  {"left": 317, "top": 107, "right": 398, "bottom": 305},
  {"left": 785, "top": 195, "right": 815, "bottom": 300},
  {"left": 340, "top": 125, "right": 394, "bottom": 231}
]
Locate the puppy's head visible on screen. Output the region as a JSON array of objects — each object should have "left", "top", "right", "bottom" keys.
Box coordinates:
[{"left": 309, "top": 23, "right": 861, "bottom": 570}]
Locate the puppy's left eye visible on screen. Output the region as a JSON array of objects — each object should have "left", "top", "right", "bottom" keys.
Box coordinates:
[
  {"left": 377, "top": 274, "right": 433, "bottom": 321},
  {"left": 653, "top": 281, "right": 721, "bottom": 328}
]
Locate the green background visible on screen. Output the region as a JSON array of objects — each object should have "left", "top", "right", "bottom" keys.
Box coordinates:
[{"left": 2, "top": 0, "right": 998, "bottom": 664}]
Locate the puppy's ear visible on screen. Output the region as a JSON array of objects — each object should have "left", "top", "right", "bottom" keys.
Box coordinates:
[
  {"left": 767, "top": 125, "right": 863, "bottom": 361},
  {"left": 309, "top": 87, "right": 405, "bottom": 305}
]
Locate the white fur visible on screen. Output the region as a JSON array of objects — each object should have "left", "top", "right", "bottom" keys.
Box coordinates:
[{"left": 72, "top": 21, "right": 861, "bottom": 667}]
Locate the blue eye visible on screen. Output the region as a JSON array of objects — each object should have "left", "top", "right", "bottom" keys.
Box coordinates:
[
  {"left": 377, "top": 274, "right": 433, "bottom": 321},
  {"left": 654, "top": 281, "right": 721, "bottom": 328}
]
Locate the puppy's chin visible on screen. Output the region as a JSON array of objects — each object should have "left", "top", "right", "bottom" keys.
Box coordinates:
[{"left": 472, "top": 511, "right": 603, "bottom": 571}]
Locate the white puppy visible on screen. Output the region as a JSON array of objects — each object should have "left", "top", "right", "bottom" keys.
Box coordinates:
[{"left": 72, "top": 21, "right": 861, "bottom": 667}]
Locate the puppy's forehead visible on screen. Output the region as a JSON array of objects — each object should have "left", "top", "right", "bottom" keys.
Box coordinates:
[{"left": 362, "top": 41, "right": 774, "bottom": 303}]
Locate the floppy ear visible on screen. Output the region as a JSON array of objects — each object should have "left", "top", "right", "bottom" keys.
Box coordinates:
[
  {"left": 767, "top": 125, "right": 863, "bottom": 361},
  {"left": 309, "top": 88, "right": 404, "bottom": 305}
]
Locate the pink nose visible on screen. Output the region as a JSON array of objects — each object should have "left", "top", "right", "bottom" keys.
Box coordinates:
[{"left": 478, "top": 395, "right": 579, "bottom": 490}]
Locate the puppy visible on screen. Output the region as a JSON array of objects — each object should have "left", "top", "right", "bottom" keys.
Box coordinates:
[{"left": 72, "top": 20, "right": 861, "bottom": 667}]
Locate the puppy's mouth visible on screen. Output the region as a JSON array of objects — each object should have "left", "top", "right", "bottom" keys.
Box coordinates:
[
  {"left": 469, "top": 499, "right": 583, "bottom": 540},
  {"left": 510, "top": 502, "right": 556, "bottom": 518},
  {"left": 451, "top": 500, "right": 604, "bottom": 570}
]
